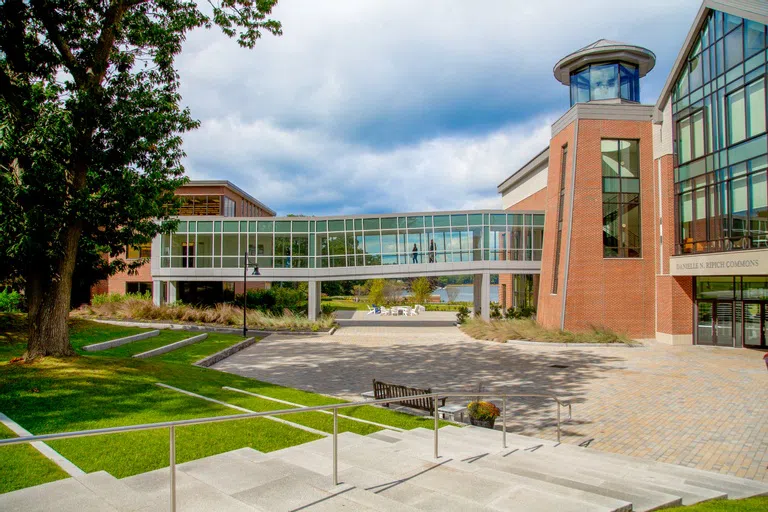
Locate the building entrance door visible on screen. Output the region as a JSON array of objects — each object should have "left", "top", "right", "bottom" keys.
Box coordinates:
[
  {"left": 696, "top": 300, "right": 734, "bottom": 346},
  {"left": 743, "top": 302, "right": 766, "bottom": 348}
]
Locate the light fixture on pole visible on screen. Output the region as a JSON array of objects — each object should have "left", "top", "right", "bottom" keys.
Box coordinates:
[{"left": 243, "top": 251, "right": 260, "bottom": 337}]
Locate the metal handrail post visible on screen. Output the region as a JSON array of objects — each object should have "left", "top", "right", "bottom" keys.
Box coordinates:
[
  {"left": 502, "top": 397, "right": 507, "bottom": 449},
  {"left": 332, "top": 409, "right": 338, "bottom": 486},
  {"left": 557, "top": 403, "right": 561, "bottom": 443},
  {"left": 433, "top": 396, "right": 439, "bottom": 459},
  {"left": 169, "top": 425, "right": 176, "bottom": 512}
]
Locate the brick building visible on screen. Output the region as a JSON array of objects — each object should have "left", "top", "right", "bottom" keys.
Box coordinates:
[
  {"left": 498, "top": 0, "right": 768, "bottom": 347},
  {"left": 93, "top": 180, "right": 275, "bottom": 303}
]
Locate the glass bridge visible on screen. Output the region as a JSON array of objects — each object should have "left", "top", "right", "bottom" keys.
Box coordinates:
[{"left": 150, "top": 210, "right": 545, "bottom": 320}]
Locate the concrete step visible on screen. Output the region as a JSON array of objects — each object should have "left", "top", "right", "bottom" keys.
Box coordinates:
[
  {"left": 526, "top": 445, "right": 728, "bottom": 505},
  {"left": 476, "top": 452, "right": 684, "bottom": 512},
  {"left": 0, "top": 477, "right": 119, "bottom": 512},
  {"left": 547, "top": 443, "right": 768, "bottom": 500},
  {"left": 75, "top": 471, "right": 164, "bottom": 511},
  {"left": 121, "top": 466, "right": 259, "bottom": 511}
]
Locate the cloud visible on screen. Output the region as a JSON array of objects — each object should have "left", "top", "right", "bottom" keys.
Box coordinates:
[
  {"left": 177, "top": 0, "right": 703, "bottom": 215},
  {"left": 184, "top": 114, "right": 555, "bottom": 215}
]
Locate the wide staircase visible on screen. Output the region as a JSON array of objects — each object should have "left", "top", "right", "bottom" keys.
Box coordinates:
[{"left": 3, "top": 425, "right": 768, "bottom": 512}]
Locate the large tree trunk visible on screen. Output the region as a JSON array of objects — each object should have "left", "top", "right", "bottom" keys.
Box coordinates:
[{"left": 26, "top": 224, "right": 82, "bottom": 359}]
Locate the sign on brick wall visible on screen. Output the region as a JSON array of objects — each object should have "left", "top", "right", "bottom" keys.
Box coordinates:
[{"left": 670, "top": 249, "right": 768, "bottom": 276}]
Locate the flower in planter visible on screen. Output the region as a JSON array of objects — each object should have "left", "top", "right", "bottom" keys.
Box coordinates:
[{"left": 467, "top": 401, "right": 500, "bottom": 422}]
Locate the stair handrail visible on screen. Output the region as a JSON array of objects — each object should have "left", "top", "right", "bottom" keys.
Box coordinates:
[{"left": 0, "top": 391, "right": 571, "bottom": 511}]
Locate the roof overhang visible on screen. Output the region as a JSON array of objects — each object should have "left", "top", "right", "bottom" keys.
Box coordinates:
[
  {"left": 497, "top": 147, "right": 549, "bottom": 195},
  {"left": 655, "top": 0, "right": 768, "bottom": 117},
  {"left": 183, "top": 180, "right": 276, "bottom": 216},
  {"left": 553, "top": 45, "right": 656, "bottom": 86}
]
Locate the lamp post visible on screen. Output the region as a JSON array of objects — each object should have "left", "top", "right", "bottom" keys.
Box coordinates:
[{"left": 243, "top": 251, "right": 260, "bottom": 337}]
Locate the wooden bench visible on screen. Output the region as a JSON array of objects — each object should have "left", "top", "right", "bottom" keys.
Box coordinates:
[{"left": 372, "top": 379, "right": 447, "bottom": 412}]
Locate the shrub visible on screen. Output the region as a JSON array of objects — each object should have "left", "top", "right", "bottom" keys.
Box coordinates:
[
  {"left": 490, "top": 302, "right": 502, "bottom": 319},
  {"left": 505, "top": 306, "right": 536, "bottom": 320},
  {"left": 91, "top": 291, "right": 150, "bottom": 306},
  {"left": 0, "top": 288, "right": 24, "bottom": 313},
  {"left": 456, "top": 305, "right": 471, "bottom": 324}
]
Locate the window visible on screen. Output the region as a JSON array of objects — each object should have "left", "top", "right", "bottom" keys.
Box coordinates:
[
  {"left": 677, "top": 110, "right": 706, "bottom": 163},
  {"left": 602, "top": 140, "right": 641, "bottom": 257},
  {"left": 568, "top": 63, "right": 639, "bottom": 106},
  {"left": 126, "top": 282, "right": 152, "bottom": 295},
  {"left": 126, "top": 243, "right": 151, "bottom": 259},
  {"left": 223, "top": 197, "right": 236, "bottom": 217},
  {"left": 552, "top": 145, "right": 568, "bottom": 293},
  {"left": 728, "top": 79, "right": 766, "bottom": 145},
  {"left": 177, "top": 195, "right": 222, "bottom": 216}
]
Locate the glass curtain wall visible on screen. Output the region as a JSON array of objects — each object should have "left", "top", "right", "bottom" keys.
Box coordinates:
[
  {"left": 673, "top": 11, "right": 768, "bottom": 254},
  {"left": 160, "top": 213, "right": 545, "bottom": 269}
]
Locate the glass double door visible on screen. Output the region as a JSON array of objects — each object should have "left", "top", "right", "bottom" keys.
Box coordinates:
[
  {"left": 697, "top": 300, "right": 767, "bottom": 347},
  {"left": 743, "top": 302, "right": 767, "bottom": 348}
]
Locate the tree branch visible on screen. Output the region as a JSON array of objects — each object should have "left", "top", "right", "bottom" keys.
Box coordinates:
[
  {"left": 0, "top": 65, "right": 32, "bottom": 121},
  {"left": 29, "top": 0, "right": 85, "bottom": 85}
]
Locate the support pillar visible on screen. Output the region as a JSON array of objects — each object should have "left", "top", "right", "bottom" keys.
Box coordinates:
[
  {"left": 473, "top": 275, "right": 482, "bottom": 317},
  {"left": 152, "top": 280, "right": 163, "bottom": 306},
  {"left": 168, "top": 281, "right": 177, "bottom": 304},
  {"left": 308, "top": 280, "right": 321, "bottom": 321},
  {"left": 480, "top": 272, "right": 491, "bottom": 322}
]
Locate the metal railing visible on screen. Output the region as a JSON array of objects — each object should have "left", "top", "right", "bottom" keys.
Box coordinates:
[{"left": 0, "top": 392, "right": 571, "bottom": 511}]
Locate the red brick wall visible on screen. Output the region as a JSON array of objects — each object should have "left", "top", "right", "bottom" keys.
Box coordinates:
[
  {"left": 537, "top": 123, "right": 576, "bottom": 330},
  {"left": 557, "top": 119, "right": 656, "bottom": 337},
  {"left": 654, "top": 153, "right": 694, "bottom": 338}
]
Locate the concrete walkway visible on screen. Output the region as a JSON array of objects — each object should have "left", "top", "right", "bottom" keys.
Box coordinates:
[{"left": 213, "top": 325, "right": 768, "bottom": 483}]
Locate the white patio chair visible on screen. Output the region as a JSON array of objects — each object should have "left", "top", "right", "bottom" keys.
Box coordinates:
[
  {"left": 366, "top": 305, "right": 377, "bottom": 315},
  {"left": 380, "top": 306, "right": 391, "bottom": 316}
]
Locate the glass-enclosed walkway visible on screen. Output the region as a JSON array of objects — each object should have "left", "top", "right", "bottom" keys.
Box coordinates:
[{"left": 150, "top": 210, "right": 545, "bottom": 320}]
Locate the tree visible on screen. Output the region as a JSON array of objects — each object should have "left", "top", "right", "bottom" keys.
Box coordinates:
[
  {"left": 0, "top": 0, "right": 281, "bottom": 358},
  {"left": 411, "top": 277, "right": 434, "bottom": 304},
  {"left": 367, "top": 279, "right": 385, "bottom": 306},
  {"left": 446, "top": 286, "right": 461, "bottom": 303},
  {"left": 382, "top": 280, "right": 404, "bottom": 304}
]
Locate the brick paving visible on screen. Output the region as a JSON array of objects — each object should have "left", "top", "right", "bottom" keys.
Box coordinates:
[{"left": 213, "top": 325, "right": 768, "bottom": 483}]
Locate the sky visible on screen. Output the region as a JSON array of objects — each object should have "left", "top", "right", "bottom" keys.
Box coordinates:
[{"left": 177, "top": 0, "right": 702, "bottom": 216}]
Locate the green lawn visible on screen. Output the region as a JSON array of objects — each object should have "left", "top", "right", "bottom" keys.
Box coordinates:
[
  {"left": 665, "top": 497, "right": 768, "bottom": 511},
  {"left": 85, "top": 329, "right": 195, "bottom": 358},
  {"left": 0, "top": 314, "right": 449, "bottom": 493},
  {"left": 0, "top": 423, "right": 69, "bottom": 494}
]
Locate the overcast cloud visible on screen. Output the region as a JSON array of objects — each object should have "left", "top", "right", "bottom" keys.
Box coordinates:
[{"left": 177, "top": 0, "right": 701, "bottom": 215}]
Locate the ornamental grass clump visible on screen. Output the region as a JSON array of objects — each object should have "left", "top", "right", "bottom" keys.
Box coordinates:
[
  {"left": 75, "top": 295, "right": 335, "bottom": 331},
  {"left": 460, "top": 317, "right": 633, "bottom": 344}
]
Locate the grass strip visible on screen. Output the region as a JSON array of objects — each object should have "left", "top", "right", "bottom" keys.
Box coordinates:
[
  {"left": 87, "top": 330, "right": 195, "bottom": 358},
  {"left": 664, "top": 497, "right": 768, "bottom": 511},
  {"left": 0, "top": 423, "right": 69, "bottom": 494}
]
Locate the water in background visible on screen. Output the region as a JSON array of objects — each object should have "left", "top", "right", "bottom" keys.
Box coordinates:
[{"left": 403, "top": 285, "right": 499, "bottom": 303}]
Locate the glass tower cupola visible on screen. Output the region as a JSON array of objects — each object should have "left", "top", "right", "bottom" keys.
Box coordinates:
[{"left": 553, "top": 39, "right": 656, "bottom": 106}]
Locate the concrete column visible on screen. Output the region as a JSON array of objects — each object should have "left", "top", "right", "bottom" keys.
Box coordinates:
[
  {"left": 168, "top": 281, "right": 177, "bottom": 304},
  {"left": 480, "top": 272, "right": 491, "bottom": 322},
  {"left": 152, "top": 280, "right": 163, "bottom": 306},
  {"left": 308, "top": 280, "right": 321, "bottom": 321},
  {"left": 473, "top": 275, "right": 482, "bottom": 317}
]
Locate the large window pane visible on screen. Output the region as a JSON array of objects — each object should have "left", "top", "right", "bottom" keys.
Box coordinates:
[
  {"left": 728, "top": 88, "right": 746, "bottom": 144},
  {"left": 725, "top": 26, "right": 743, "bottom": 70},
  {"left": 731, "top": 177, "right": 749, "bottom": 241},
  {"left": 692, "top": 110, "right": 705, "bottom": 159},
  {"left": 689, "top": 54, "right": 703, "bottom": 91},
  {"left": 570, "top": 67, "right": 590, "bottom": 105},
  {"left": 750, "top": 170, "right": 768, "bottom": 247},
  {"left": 601, "top": 140, "right": 620, "bottom": 176},
  {"left": 747, "top": 79, "right": 766, "bottom": 137},
  {"left": 745, "top": 20, "right": 765, "bottom": 59},
  {"left": 590, "top": 64, "right": 618, "bottom": 100},
  {"left": 678, "top": 116, "right": 691, "bottom": 163},
  {"left": 619, "top": 63, "right": 639, "bottom": 101}
]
